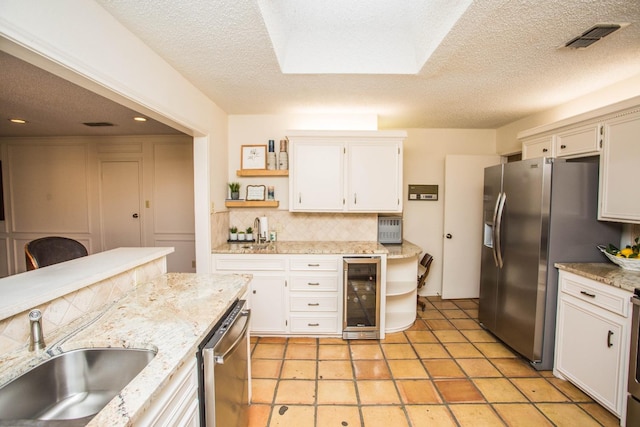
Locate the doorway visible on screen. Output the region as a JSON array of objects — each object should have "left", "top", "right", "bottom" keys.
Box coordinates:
[{"left": 100, "top": 160, "right": 142, "bottom": 250}]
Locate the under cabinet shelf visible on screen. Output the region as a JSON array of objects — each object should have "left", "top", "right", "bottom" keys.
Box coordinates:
[
  {"left": 225, "top": 200, "right": 279, "bottom": 208},
  {"left": 236, "top": 169, "right": 288, "bottom": 177}
]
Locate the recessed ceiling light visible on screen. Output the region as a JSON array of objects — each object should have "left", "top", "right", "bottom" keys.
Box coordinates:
[
  {"left": 9, "top": 118, "right": 27, "bottom": 124},
  {"left": 133, "top": 116, "right": 147, "bottom": 122}
]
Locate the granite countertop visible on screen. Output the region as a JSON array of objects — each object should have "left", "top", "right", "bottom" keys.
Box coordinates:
[
  {"left": 0, "top": 272, "right": 250, "bottom": 427},
  {"left": 556, "top": 262, "right": 640, "bottom": 293},
  {"left": 212, "top": 240, "right": 421, "bottom": 257}
]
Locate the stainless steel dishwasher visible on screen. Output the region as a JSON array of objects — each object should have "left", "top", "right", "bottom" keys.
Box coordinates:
[{"left": 199, "top": 299, "right": 250, "bottom": 427}]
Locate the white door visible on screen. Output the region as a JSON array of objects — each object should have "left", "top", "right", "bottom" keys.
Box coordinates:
[
  {"left": 100, "top": 161, "right": 142, "bottom": 250},
  {"left": 442, "top": 155, "right": 501, "bottom": 299}
]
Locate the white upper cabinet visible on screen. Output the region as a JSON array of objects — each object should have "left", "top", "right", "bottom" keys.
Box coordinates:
[
  {"left": 521, "top": 123, "right": 601, "bottom": 160},
  {"left": 599, "top": 110, "right": 640, "bottom": 223},
  {"left": 555, "top": 122, "right": 601, "bottom": 158},
  {"left": 290, "top": 141, "right": 345, "bottom": 211},
  {"left": 288, "top": 131, "right": 405, "bottom": 213}
]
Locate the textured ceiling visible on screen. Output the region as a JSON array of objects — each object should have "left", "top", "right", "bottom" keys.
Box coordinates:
[
  {"left": 0, "top": 51, "right": 182, "bottom": 137},
  {"left": 2, "top": 0, "right": 640, "bottom": 137}
]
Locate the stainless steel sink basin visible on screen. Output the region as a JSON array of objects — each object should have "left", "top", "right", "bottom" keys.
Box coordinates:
[
  {"left": 0, "top": 348, "right": 156, "bottom": 425},
  {"left": 240, "top": 243, "right": 272, "bottom": 251}
]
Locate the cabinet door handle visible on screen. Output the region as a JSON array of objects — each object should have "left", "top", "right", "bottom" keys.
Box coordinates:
[
  {"left": 607, "top": 330, "right": 614, "bottom": 348},
  {"left": 354, "top": 193, "right": 357, "bottom": 204},
  {"left": 253, "top": 290, "right": 256, "bottom": 294},
  {"left": 308, "top": 323, "right": 319, "bottom": 327},
  {"left": 560, "top": 144, "right": 567, "bottom": 149},
  {"left": 299, "top": 193, "right": 302, "bottom": 203},
  {"left": 308, "top": 302, "right": 320, "bottom": 306},
  {"left": 580, "top": 290, "right": 596, "bottom": 298},
  {"left": 307, "top": 282, "right": 320, "bottom": 286}
]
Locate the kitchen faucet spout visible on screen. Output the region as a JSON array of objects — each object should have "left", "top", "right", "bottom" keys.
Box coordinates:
[{"left": 28, "top": 309, "right": 45, "bottom": 351}]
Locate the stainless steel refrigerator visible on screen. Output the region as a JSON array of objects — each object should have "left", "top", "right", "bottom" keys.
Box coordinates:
[{"left": 479, "top": 157, "right": 621, "bottom": 370}]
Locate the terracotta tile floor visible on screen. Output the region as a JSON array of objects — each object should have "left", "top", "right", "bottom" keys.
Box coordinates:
[{"left": 248, "top": 296, "right": 620, "bottom": 427}]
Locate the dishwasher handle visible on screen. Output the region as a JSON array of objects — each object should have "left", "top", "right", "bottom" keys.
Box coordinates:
[{"left": 214, "top": 309, "right": 251, "bottom": 365}]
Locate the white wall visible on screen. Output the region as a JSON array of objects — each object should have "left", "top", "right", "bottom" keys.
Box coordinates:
[
  {"left": 402, "top": 129, "right": 497, "bottom": 296},
  {"left": 496, "top": 74, "right": 640, "bottom": 154}
]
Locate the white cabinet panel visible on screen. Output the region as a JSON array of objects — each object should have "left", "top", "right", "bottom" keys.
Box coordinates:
[
  {"left": 599, "top": 111, "right": 640, "bottom": 223},
  {"left": 522, "top": 135, "right": 554, "bottom": 160},
  {"left": 554, "top": 271, "right": 632, "bottom": 419},
  {"left": 555, "top": 123, "right": 601, "bottom": 158},
  {"left": 346, "top": 142, "right": 401, "bottom": 212},
  {"left": 250, "top": 276, "right": 287, "bottom": 333},
  {"left": 290, "top": 141, "right": 344, "bottom": 211}
]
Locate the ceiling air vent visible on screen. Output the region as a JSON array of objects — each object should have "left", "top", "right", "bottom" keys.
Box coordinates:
[
  {"left": 83, "top": 122, "right": 115, "bottom": 127},
  {"left": 564, "top": 24, "right": 621, "bottom": 49}
]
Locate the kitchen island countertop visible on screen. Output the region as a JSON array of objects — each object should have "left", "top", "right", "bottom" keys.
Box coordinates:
[
  {"left": 555, "top": 262, "right": 640, "bottom": 293},
  {"left": 0, "top": 272, "right": 250, "bottom": 427}
]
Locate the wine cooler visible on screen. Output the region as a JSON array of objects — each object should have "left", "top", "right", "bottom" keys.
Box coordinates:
[{"left": 343, "top": 257, "right": 381, "bottom": 339}]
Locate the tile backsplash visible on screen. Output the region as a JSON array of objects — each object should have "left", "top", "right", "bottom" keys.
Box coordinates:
[
  {"left": 228, "top": 209, "right": 378, "bottom": 242},
  {"left": 0, "top": 259, "right": 166, "bottom": 354}
]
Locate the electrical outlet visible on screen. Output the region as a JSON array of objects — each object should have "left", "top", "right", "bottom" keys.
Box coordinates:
[{"left": 145, "top": 200, "right": 150, "bottom": 208}]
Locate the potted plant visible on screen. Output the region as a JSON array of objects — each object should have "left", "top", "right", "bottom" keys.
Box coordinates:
[
  {"left": 228, "top": 182, "right": 240, "bottom": 200},
  {"left": 245, "top": 226, "right": 253, "bottom": 241},
  {"left": 237, "top": 230, "right": 246, "bottom": 241},
  {"left": 229, "top": 226, "right": 238, "bottom": 241}
]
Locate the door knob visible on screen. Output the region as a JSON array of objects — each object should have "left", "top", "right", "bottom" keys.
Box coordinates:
[
  {"left": 132, "top": 213, "right": 139, "bottom": 218},
  {"left": 446, "top": 233, "right": 452, "bottom": 239}
]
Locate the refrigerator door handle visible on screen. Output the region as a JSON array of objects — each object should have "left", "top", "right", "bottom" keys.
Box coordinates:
[
  {"left": 491, "top": 192, "right": 502, "bottom": 267},
  {"left": 495, "top": 192, "right": 506, "bottom": 268}
]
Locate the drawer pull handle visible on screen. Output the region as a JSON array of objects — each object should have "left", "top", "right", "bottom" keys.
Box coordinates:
[
  {"left": 308, "top": 303, "right": 320, "bottom": 306},
  {"left": 607, "top": 330, "right": 614, "bottom": 348},
  {"left": 308, "top": 282, "right": 320, "bottom": 286},
  {"left": 308, "top": 263, "right": 320, "bottom": 267},
  {"left": 580, "top": 290, "right": 596, "bottom": 298},
  {"left": 542, "top": 148, "right": 548, "bottom": 152},
  {"left": 308, "top": 323, "right": 319, "bottom": 327},
  {"left": 560, "top": 144, "right": 567, "bottom": 149}
]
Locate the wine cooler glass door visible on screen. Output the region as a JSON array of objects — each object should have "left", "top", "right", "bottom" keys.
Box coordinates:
[{"left": 343, "top": 257, "right": 381, "bottom": 339}]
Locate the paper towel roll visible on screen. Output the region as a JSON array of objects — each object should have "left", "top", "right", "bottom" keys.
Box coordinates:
[{"left": 259, "top": 216, "right": 269, "bottom": 241}]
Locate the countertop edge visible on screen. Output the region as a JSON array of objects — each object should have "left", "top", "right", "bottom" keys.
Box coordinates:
[{"left": 555, "top": 262, "right": 639, "bottom": 293}]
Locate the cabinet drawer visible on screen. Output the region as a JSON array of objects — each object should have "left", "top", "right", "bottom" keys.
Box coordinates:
[
  {"left": 289, "top": 314, "right": 339, "bottom": 333},
  {"left": 214, "top": 257, "right": 286, "bottom": 271},
  {"left": 290, "top": 257, "right": 339, "bottom": 271},
  {"left": 559, "top": 271, "right": 630, "bottom": 317},
  {"left": 290, "top": 294, "right": 338, "bottom": 312},
  {"left": 290, "top": 275, "right": 338, "bottom": 291}
]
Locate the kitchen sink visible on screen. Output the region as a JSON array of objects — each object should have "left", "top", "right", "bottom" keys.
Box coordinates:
[
  {"left": 0, "top": 347, "right": 156, "bottom": 425},
  {"left": 240, "top": 243, "right": 273, "bottom": 251}
]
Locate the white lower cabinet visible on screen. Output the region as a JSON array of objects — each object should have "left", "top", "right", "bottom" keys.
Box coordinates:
[
  {"left": 134, "top": 358, "right": 199, "bottom": 427},
  {"left": 554, "top": 270, "right": 632, "bottom": 421},
  {"left": 212, "top": 254, "right": 288, "bottom": 334},
  {"left": 212, "top": 254, "right": 342, "bottom": 336}
]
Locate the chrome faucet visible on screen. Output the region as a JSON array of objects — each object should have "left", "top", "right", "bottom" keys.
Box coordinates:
[
  {"left": 28, "top": 309, "right": 45, "bottom": 351},
  {"left": 254, "top": 217, "right": 266, "bottom": 244}
]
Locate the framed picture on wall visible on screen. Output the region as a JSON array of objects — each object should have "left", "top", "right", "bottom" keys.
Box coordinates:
[
  {"left": 241, "top": 145, "right": 267, "bottom": 170},
  {"left": 246, "top": 185, "right": 266, "bottom": 201}
]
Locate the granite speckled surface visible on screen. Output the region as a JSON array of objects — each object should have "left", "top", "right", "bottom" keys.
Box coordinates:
[
  {"left": 383, "top": 241, "right": 422, "bottom": 259},
  {"left": 555, "top": 262, "right": 640, "bottom": 293},
  {"left": 0, "top": 272, "right": 250, "bottom": 427},
  {"left": 212, "top": 240, "right": 421, "bottom": 257}
]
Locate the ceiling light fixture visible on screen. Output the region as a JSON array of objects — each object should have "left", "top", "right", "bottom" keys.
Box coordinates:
[
  {"left": 133, "top": 116, "right": 147, "bottom": 122},
  {"left": 563, "top": 23, "right": 626, "bottom": 49},
  {"left": 9, "top": 118, "right": 27, "bottom": 124}
]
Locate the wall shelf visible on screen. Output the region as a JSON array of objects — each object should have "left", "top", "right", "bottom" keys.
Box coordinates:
[
  {"left": 236, "top": 169, "right": 288, "bottom": 177},
  {"left": 225, "top": 200, "right": 279, "bottom": 208}
]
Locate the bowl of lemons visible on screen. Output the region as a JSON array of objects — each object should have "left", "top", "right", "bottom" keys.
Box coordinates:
[{"left": 598, "top": 237, "right": 640, "bottom": 271}]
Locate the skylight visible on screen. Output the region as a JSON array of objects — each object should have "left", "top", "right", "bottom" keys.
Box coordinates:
[{"left": 258, "top": 0, "right": 472, "bottom": 75}]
